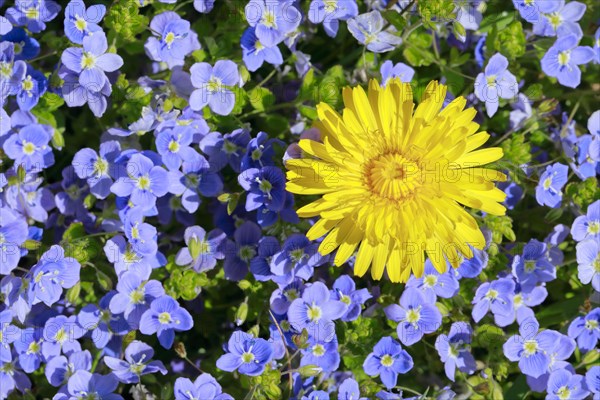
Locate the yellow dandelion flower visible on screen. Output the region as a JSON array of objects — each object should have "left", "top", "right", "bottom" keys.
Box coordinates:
[{"left": 285, "top": 79, "right": 507, "bottom": 282}]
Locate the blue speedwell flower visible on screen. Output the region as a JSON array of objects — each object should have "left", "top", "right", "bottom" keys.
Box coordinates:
[
  {"left": 329, "top": 275, "right": 371, "bottom": 322},
  {"left": 347, "top": 11, "right": 402, "bottom": 53},
  {"left": 61, "top": 31, "right": 123, "bottom": 92},
  {"left": 244, "top": 0, "right": 301, "bottom": 47},
  {"left": 174, "top": 373, "right": 233, "bottom": 400},
  {"left": 108, "top": 271, "right": 165, "bottom": 329},
  {"left": 533, "top": 1, "right": 586, "bottom": 39},
  {"left": 535, "top": 162, "right": 569, "bottom": 208},
  {"left": 216, "top": 331, "right": 274, "bottom": 376},
  {"left": 63, "top": 0, "right": 105, "bottom": 44},
  {"left": 546, "top": 369, "right": 590, "bottom": 400},
  {"left": 63, "top": 370, "right": 124, "bottom": 400},
  {"left": 241, "top": 27, "right": 283, "bottom": 72},
  {"left": 111, "top": 153, "right": 169, "bottom": 210},
  {"left": 308, "top": 0, "right": 358, "bottom": 38},
  {"left": 363, "top": 336, "right": 413, "bottom": 389},
  {"left": 474, "top": 53, "right": 518, "bottom": 117},
  {"left": 3, "top": 123, "right": 53, "bottom": 171},
  {"left": 28, "top": 245, "right": 81, "bottom": 307},
  {"left": 189, "top": 60, "right": 240, "bottom": 116},
  {"left": 503, "top": 317, "right": 561, "bottom": 378},
  {"left": 104, "top": 340, "right": 167, "bottom": 384},
  {"left": 6, "top": 0, "right": 61, "bottom": 33},
  {"left": 511, "top": 239, "right": 557, "bottom": 291},
  {"left": 541, "top": 34, "right": 595, "bottom": 88},
  {"left": 145, "top": 11, "right": 200, "bottom": 69},
  {"left": 472, "top": 277, "right": 515, "bottom": 323},
  {"left": 380, "top": 60, "right": 415, "bottom": 85},
  {"left": 300, "top": 334, "right": 340, "bottom": 373},
  {"left": 139, "top": 295, "right": 194, "bottom": 349},
  {"left": 575, "top": 239, "right": 600, "bottom": 291},
  {"left": 175, "top": 225, "right": 227, "bottom": 273},
  {"left": 572, "top": 200, "right": 600, "bottom": 242},
  {"left": 567, "top": 308, "right": 600, "bottom": 353},
  {"left": 1, "top": 28, "right": 40, "bottom": 60},
  {"left": 384, "top": 287, "right": 442, "bottom": 346},
  {"left": 435, "top": 322, "right": 476, "bottom": 381}
]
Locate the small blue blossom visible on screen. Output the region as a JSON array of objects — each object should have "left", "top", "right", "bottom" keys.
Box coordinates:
[
  {"left": 155, "top": 125, "right": 201, "bottom": 171},
  {"left": 503, "top": 317, "right": 561, "bottom": 378},
  {"left": 72, "top": 141, "right": 121, "bottom": 199},
  {"left": 6, "top": 0, "right": 61, "bottom": 33},
  {"left": 168, "top": 155, "right": 223, "bottom": 213},
  {"left": 64, "top": 371, "right": 124, "bottom": 400},
  {"left": 471, "top": 277, "right": 515, "bottom": 323},
  {"left": 533, "top": 1, "right": 586, "bottom": 38},
  {"left": 535, "top": 163, "right": 569, "bottom": 208},
  {"left": 216, "top": 331, "right": 274, "bottom": 376},
  {"left": 108, "top": 271, "right": 165, "bottom": 329},
  {"left": 384, "top": 287, "right": 442, "bottom": 346},
  {"left": 61, "top": 31, "right": 124, "bottom": 92},
  {"left": 139, "top": 295, "right": 194, "bottom": 349},
  {"left": 0, "top": 210, "right": 28, "bottom": 275},
  {"left": 111, "top": 153, "right": 169, "bottom": 210},
  {"left": 200, "top": 128, "right": 251, "bottom": 172},
  {"left": 145, "top": 11, "right": 200, "bottom": 69},
  {"left": 338, "top": 378, "right": 367, "bottom": 400},
  {"left": 308, "top": 0, "right": 358, "bottom": 38},
  {"left": 347, "top": 11, "right": 402, "bottom": 53},
  {"left": 406, "top": 259, "right": 459, "bottom": 303},
  {"left": 44, "top": 350, "right": 91, "bottom": 387},
  {"left": 29, "top": 245, "right": 80, "bottom": 307},
  {"left": 3, "top": 123, "right": 53, "bottom": 171},
  {"left": 363, "top": 336, "right": 413, "bottom": 389},
  {"left": 189, "top": 60, "right": 240, "bottom": 116},
  {"left": 174, "top": 373, "right": 233, "bottom": 400},
  {"left": 586, "top": 366, "right": 600, "bottom": 400},
  {"left": 329, "top": 275, "right": 371, "bottom": 322},
  {"left": 244, "top": 0, "right": 301, "bottom": 47},
  {"left": 223, "top": 221, "right": 262, "bottom": 281},
  {"left": 541, "top": 34, "right": 595, "bottom": 88},
  {"left": 545, "top": 369, "right": 589, "bottom": 400},
  {"left": 175, "top": 225, "right": 227, "bottom": 273},
  {"left": 10, "top": 61, "right": 47, "bottom": 111},
  {"left": 104, "top": 340, "right": 167, "bottom": 384},
  {"left": 567, "top": 308, "right": 600, "bottom": 353},
  {"left": 63, "top": 0, "right": 105, "bottom": 44},
  {"left": 1, "top": 28, "right": 40, "bottom": 60},
  {"left": 434, "top": 322, "right": 476, "bottom": 381},
  {"left": 474, "top": 53, "right": 518, "bottom": 117},
  {"left": 238, "top": 166, "right": 286, "bottom": 213},
  {"left": 525, "top": 333, "right": 576, "bottom": 392},
  {"left": 380, "top": 60, "right": 415, "bottom": 85},
  {"left": 42, "top": 315, "right": 85, "bottom": 358},
  {"left": 241, "top": 27, "right": 283, "bottom": 72},
  {"left": 513, "top": 0, "right": 560, "bottom": 23},
  {"left": 270, "top": 234, "right": 326, "bottom": 284},
  {"left": 571, "top": 200, "right": 600, "bottom": 242},
  {"left": 288, "top": 281, "right": 346, "bottom": 341},
  {"left": 511, "top": 239, "right": 557, "bottom": 291},
  {"left": 495, "top": 285, "right": 548, "bottom": 327},
  {"left": 301, "top": 334, "right": 340, "bottom": 373},
  {"left": 575, "top": 238, "right": 600, "bottom": 291}
]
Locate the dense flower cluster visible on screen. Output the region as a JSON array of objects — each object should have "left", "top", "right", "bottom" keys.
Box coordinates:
[{"left": 0, "top": 0, "right": 598, "bottom": 399}]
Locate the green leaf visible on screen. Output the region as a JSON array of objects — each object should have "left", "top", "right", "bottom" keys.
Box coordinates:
[
  {"left": 248, "top": 87, "right": 275, "bottom": 111},
  {"left": 565, "top": 178, "right": 600, "bottom": 209},
  {"left": 382, "top": 10, "right": 407, "bottom": 31},
  {"left": 474, "top": 324, "right": 505, "bottom": 348},
  {"left": 96, "top": 270, "right": 113, "bottom": 291}
]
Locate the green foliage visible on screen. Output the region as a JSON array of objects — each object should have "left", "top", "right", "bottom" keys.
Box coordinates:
[
  {"left": 105, "top": 0, "right": 149, "bottom": 44},
  {"left": 565, "top": 178, "right": 600, "bottom": 210}
]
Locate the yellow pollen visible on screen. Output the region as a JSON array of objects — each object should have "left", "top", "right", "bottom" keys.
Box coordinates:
[
  {"left": 22, "top": 141, "right": 36, "bottom": 155},
  {"left": 241, "top": 352, "right": 255, "bottom": 363},
  {"left": 168, "top": 140, "right": 180, "bottom": 153},
  {"left": 307, "top": 304, "right": 322, "bottom": 322},
  {"left": 588, "top": 221, "right": 600, "bottom": 235},
  {"left": 164, "top": 32, "right": 176, "bottom": 46},
  {"left": 324, "top": 0, "right": 338, "bottom": 13},
  {"left": 136, "top": 175, "right": 151, "bottom": 190},
  {"left": 523, "top": 340, "right": 538, "bottom": 355},
  {"left": 22, "top": 76, "right": 34, "bottom": 92},
  {"left": 158, "top": 312, "right": 172, "bottom": 324},
  {"left": 558, "top": 51, "right": 570, "bottom": 66},
  {"left": 312, "top": 344, "right": 326, "bottom": 357},
  {"left": 262, "top": 12, "right": 277, "bottom": 28},
  {"left": 75, "top": 16, "right": 87, "bottom": 31},
  {"left": 380, "top": 354, "right": 394, "bottom": 367},
  {"left": 81, "top": 52, "right": 96, "bottom": 69},
  {"left": 406, "top": 308, "right": 421, "bottom": 324},
  {"left": 25, "top": 7, "right": 40, "bottom": 20}
]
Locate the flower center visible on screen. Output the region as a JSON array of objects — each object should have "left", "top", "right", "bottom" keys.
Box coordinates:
[
  {"left": 284, "top": 289, "right": 299, "bottom": 301},
  {"left": 585, "top": 319, "right": 598, "bottom": 331},
  {"left": 524, "top": 260, "right": 537, "bottom": 273},
  {"left": 423, "top": 274, "right": 438, "bottom": 287},
  {"left": 324, "top": 0, "right": 338, "bottom": 13},
  {"left": 81, "top": 52, "right": 96, "bottom": 69},
  {"left": 258, "top": 178, "right": 272, "bottom": 195},
  {"left": 94, "top": 158, "right": 109, "bottom": 176},
  {"left": 380, "top": 354, "right": 394, "bottom": 367},
  {"left": 239, "top": 245, "right": 257, "bottom": 262},
  {"left": 27, "top": 341, "right": 41, "bottom": 355},
  {"left": 523, "top": 339, "right": 538, "bottom": 355},
  {"left": 129, "top": 363, "right": 145, "bottom": 375},
  {"left": 168, "top": 139, "right": 180, "bottom": 153},
  {"left": 594, "top": 255, "right": 600, "bottom": 273},
  {"left": 312, "top": 344, "right": 326, "bottom": 357},
  {"left": 241, "top": 351, "right": 255, "bottom": 363},
  {"left": 158, "top": 312, "right": 172, "bottom": 324},
  {"left": 486, "top": 75, "right": 497, "bottom": 87},
  {"left": 1, "top": 62, "right": 12, "bottom": 78},
  {"left": 22, "top": 75, "right": 34, "bottom": 92},
  {"left": 25, "top": 7, "right": 40, "bottom": 20},
  {"left": 261, "top": 11, "right": 277, "bottom": 28},
  {"left": 406, "top": 307, "right": 421, "bottom": 324},
  {"left": 365, "top": 153, "right": 421, "bottom": 200},
  {"left": 543, "top": 177, "right": 553, "bottom": 190},
  {"left": 514, "top": 293, "right": 523, "bottom": 308},
  {"left": 255, "top": 40, "right": 265, "bottom": 52},
  {"left": 448, "top": 345, "right": 460, "bottom": 358},
  {"left": 588, "top": 221, "right": 600, "bottom": 235},
  {"left": 207, "top": 77, "right": 222, "bottom": 93},
  {"left": 307, "top": 304, "right": 322, "bottom": 322},
  {"left": 136, "top": 175, "right": 151, "bottom": 190},
  {"left": 340, "top": 294, "right": 351, "bottom": 305},
  {"left": 22, "top": 140, "right": 36, "bottom": 155},
  {"left": 223, "top": 140, "right": 238, "bottom": 154},
  {"left": 130, "top": 289, "right": 145, "bottom": 304},
  {"left": 558, "top": 51, "right": 571, "bottom": 66},
  {"left": 55, "top": 328, "right": 68, "bottom": 344},
  {"left": 548, "top": 12, "right": 562, "bottom": 30},
  {"left": 164, "top": 32, "right": 176, "bottom": 47},
  {"left": 290, "top": 249, "right": 305, "bottom": 263},
  {"left": 124, "top": 249, "right": 141, "bottom": 264},
  {"left": 485, "top": 289, "right": 498, "bottom": 300},
  {"left": 75, "top": 16, "right": 87, "bottom": 31},
  {"left": 557, "top": 386, "right": 571, "bottom": 400},
  {"left": 189, "top": 237, "right": 210, "bottom": 259}
]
